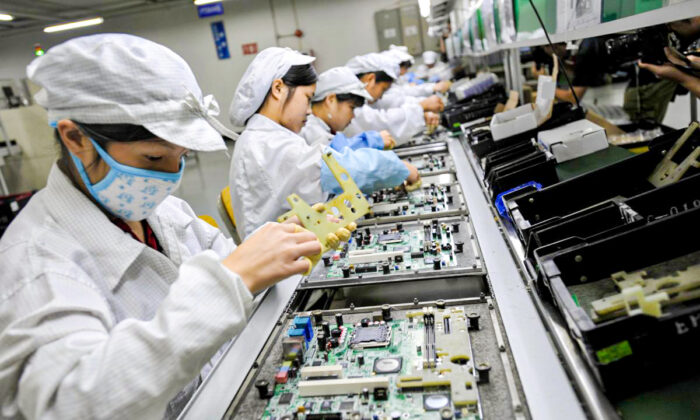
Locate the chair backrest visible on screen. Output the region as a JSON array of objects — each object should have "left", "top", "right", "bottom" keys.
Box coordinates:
[
  {"left": 218, "top": 186, "right": 242, "bottom": 245},
  {"left": 197, "top": 215, "right": 219, "bottom": 228}
]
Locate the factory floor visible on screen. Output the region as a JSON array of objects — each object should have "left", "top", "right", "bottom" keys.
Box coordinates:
[{"left": 0, "top": 139, "right": 235, "bottom": 235}]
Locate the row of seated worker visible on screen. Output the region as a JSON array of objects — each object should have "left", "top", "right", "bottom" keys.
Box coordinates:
[{"left": 0, "top": 33, "right": 460, "bottom": 419}]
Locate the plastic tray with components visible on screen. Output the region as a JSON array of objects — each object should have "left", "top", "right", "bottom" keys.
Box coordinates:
[
  {"left": 224, "top": 301, "right": 527, "bottom": 420},
  {"left": 299, "top": 217, "right": 482, "bottom": 289},
  {"left": 358, "top": 180, "right": 467, "bottom": 226},
  {"left": 535, "top": 206, "right": 700, "bottom": 399}
]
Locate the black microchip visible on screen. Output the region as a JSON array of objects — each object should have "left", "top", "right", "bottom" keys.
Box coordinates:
[
  {"left": 339, "top": 400, "right": 355, "bottom": 411},
  {"left": 313, "top": 360, "right": 322, "bottom": 366},
  {"left": 278, "top": 392, "right": 293, "bottom": 404},
  {"left": 373, "top": 387, "right": 388, "bottom": 401},
  {"left": 356, "top": 264, "right": 378, "bottom": 273},
  {"left": 321, "top": 400, "right": 332, "bottom": 411},
  {"left": 304, "top": 401, "right": 314, "bottom": 411}
]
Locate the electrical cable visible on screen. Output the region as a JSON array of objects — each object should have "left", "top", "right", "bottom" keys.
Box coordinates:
[{"left": 527, "top": 0, "right": 582, "bottom": 108}]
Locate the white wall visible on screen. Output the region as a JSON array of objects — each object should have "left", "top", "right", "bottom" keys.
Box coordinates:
[{"left": 0, "top": 0, "right": 402, "bottom": 129}]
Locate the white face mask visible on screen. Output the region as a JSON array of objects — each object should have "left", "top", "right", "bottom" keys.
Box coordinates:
[{"left": 70, "top": 138, "right": 185, "bottom": 221}]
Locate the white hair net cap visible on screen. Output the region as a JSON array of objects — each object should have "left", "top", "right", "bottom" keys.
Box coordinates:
[
  {"left": 312, "top": 67, "right": 374, "bottom": 103},
  {"left": 345, "top": 53, "right": 399, "bottom": 80},
  {"left": 27, "top": 33, "right": 236, "bottom": 151},
  {"left": 384, "top": 45, "right": 414, "bottom": 65},
  {"left": 422, "top": 50, "right": 440, "bottom": 65},
  {"left": 229, "top": 47, "right": 316, "bottom": 128}
]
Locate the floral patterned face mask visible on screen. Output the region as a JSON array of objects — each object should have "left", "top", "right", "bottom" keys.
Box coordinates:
[{"left": 70, "top": 138, "right": 184, "bottom": 221}]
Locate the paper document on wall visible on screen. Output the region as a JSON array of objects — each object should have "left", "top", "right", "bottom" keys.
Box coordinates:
[{"left": 556, "top": 0, "right": 602, "bottom": 32}]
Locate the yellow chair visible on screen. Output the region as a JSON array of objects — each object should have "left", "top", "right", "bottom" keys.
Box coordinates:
[
  {"left": 218, "top": 186, "right": 242, "bottom": 245},
  {"left": 198, "top": 215, "right": 219, "bottom": 228}
]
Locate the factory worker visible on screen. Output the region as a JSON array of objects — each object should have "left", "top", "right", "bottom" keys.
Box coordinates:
[
  {"left": 300, "top": 66, "right": 397, "bottom": 150},
  {"left": 342, "top": 52, "right": 442, "bottom": 144},
  {"left": 416, "top": 50, "right": 452, "bottom": 82},
  {"left": 228, "top": 47, "right": 420, "bottom": 238},
  {"left": 0, "top": 34, "right": 321, "bottom": 420},
  {"left": 375, "top": 46, "right": 451, "bottom": 109}
]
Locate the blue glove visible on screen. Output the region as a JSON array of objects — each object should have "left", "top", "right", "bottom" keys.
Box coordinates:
[
  {"left": 329, "top": 131, "right": 384, "bottom": 151},
  {"left": 405, "top": 72, "right": 424, "bottom": 84},
  {"left": 320, "top": 147, "right": 409, "bottom": 195}
]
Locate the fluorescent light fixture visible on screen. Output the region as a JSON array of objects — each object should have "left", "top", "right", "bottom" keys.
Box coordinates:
[
  {"left": 44, "top": 17, "right": 104, "bottom": 33},
  {"left": 193, "top": 0, "right": 222, "bottom": 5},
  {"left": 0, "top": 13, "right": 14, "bottom": 21},
  {"left": 418, "top": 0, "right": 430, "bottom": 18}
]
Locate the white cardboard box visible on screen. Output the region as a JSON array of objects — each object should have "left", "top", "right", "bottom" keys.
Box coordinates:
[
  {"left": 489, "top": 104, "right": 538, "bottom": 141},
  {"left": 537, "top": 119, "right": 608, "bottom": 163},
  {"left": 489, "top": 75, "right": 556, "bottom": 141}
]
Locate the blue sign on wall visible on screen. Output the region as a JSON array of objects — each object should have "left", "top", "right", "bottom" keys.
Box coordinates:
[
  {"left": 198, "top": 3, "right": 223, "bottom": 18},
  {"left": 210, "top": 21, "right": 230, "bottom": 60}
]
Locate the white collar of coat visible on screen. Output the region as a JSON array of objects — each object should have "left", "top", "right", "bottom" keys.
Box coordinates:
[
  {"left": 247, "top": 113, "right": 301, "bottom": 137},
  {"left": 44, "top": 163, "right": 150, "bottom": 290},
  {"left": 307, "top": 113, "right": 331, "bottom": 134}
]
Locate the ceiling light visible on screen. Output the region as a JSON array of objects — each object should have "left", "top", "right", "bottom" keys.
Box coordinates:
[
  {"left": 44, "top": 17, "right": 104, "bottom": 33},
  {"left": 0, "top": 13, "right": 14, "bottom": 21},
  {"left": 418, "top": 0, "right": 430, "bottom": 18},
  {"left": 193, "top": 0, "right": 222, "bottom": 5}
]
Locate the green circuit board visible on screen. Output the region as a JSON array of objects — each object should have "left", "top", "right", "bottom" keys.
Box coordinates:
[
  {"left": 321, "top": 220, "right": 464, "bottom": 280},
  {"left": 407, "top": 153, "right": 453, "bottom": 174},
  {"left": 262, "top": 307, "right": 481, "bottom": 420},
  {"left": 367, "top": 184, "right": 459, "bottom": 219}
]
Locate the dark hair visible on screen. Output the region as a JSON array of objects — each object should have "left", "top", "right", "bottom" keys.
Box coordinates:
[
  {"left": 311, "top": 92, "right": 366, "bottom": 108},
  {"left": 253, "top": 64, "right": 318, "bottom": 119},
  {"left": 399, "top": 60, "right": 412, "bottom": 69},
  {"left": 55, "top": 122, "right": 156, "bottom": 176},
  {"left": 335, "top": 93, "right": 365, "bottom": 107},
  {"left": 281, "top": 64, "right": 318, "bottom": 88},
  {"left": 356, "top": 71, "right": 394, "bottom": 84}
]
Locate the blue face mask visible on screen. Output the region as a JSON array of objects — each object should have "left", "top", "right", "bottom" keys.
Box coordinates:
[{"left": 70, "top": 138, "right": 185, "bottom": 221}]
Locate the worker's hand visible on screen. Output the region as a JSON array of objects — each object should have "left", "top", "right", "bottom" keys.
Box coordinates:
[
  {"left": 403, "top": 162, "right": 422, "bottom": 192},
  {"left": 424, "top": 111, "right": 440, "bottom": 129},
  {"left": 403, "top": 161, "right": 420, "bottom": 184},
  {"left": 420, "top": 95, "right": 445, "bottom": 112},
  {"left": 433, "top": 80, "right": 452, "bottom": 93},
  {"left": 663, "top": 46, "right": 700, "bottom": 71},
  {"left": 281, "top": 215, "right": 302, "bottom": 226},
  {"left": 223, "top": 223, "right": 321, "bottom": 293},
  {"left": 380, "top": 130, "right": 396, "bottom": 149},
  {"left": 638, "top": 59, "right": 692, "bottom": 85}
]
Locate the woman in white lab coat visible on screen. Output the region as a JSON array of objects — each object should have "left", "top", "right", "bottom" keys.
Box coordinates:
[
  {"left": 228, "top": 47, "right": 421, "bottom": 239},
  {"left": 0, "top": 34, "right": 320, "bottom": 420},
  {"left": 373, "top": 46, "right": 452, "bottom": 110},
  {"left": 342, "top": 52, "right": 443, "bottom": 144},
  {"left": 299, "top": 66, "right": 397, "bottom": 150}
]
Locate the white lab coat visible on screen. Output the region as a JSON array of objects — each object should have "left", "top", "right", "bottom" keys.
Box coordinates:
[
  {"left": 299, "top": 113, "right": 334, "bottom": 147},
  {"left": 372, "top": 87, "right": 421, "bottom": 110},
  {"left": 373, "top": 80, "right": 437, "bottom": 110},
  {"left": 343, "top": 102, "right": 424, "bottom": 145},
  {"left": 0, "top": 164, "right": 253, "bottom": 420},
  {"left": 415, "top": 62, "right": 451, "bottom": 81},
  {"left": 230, "top": 114, "right": 326, "bottom": 239}
]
